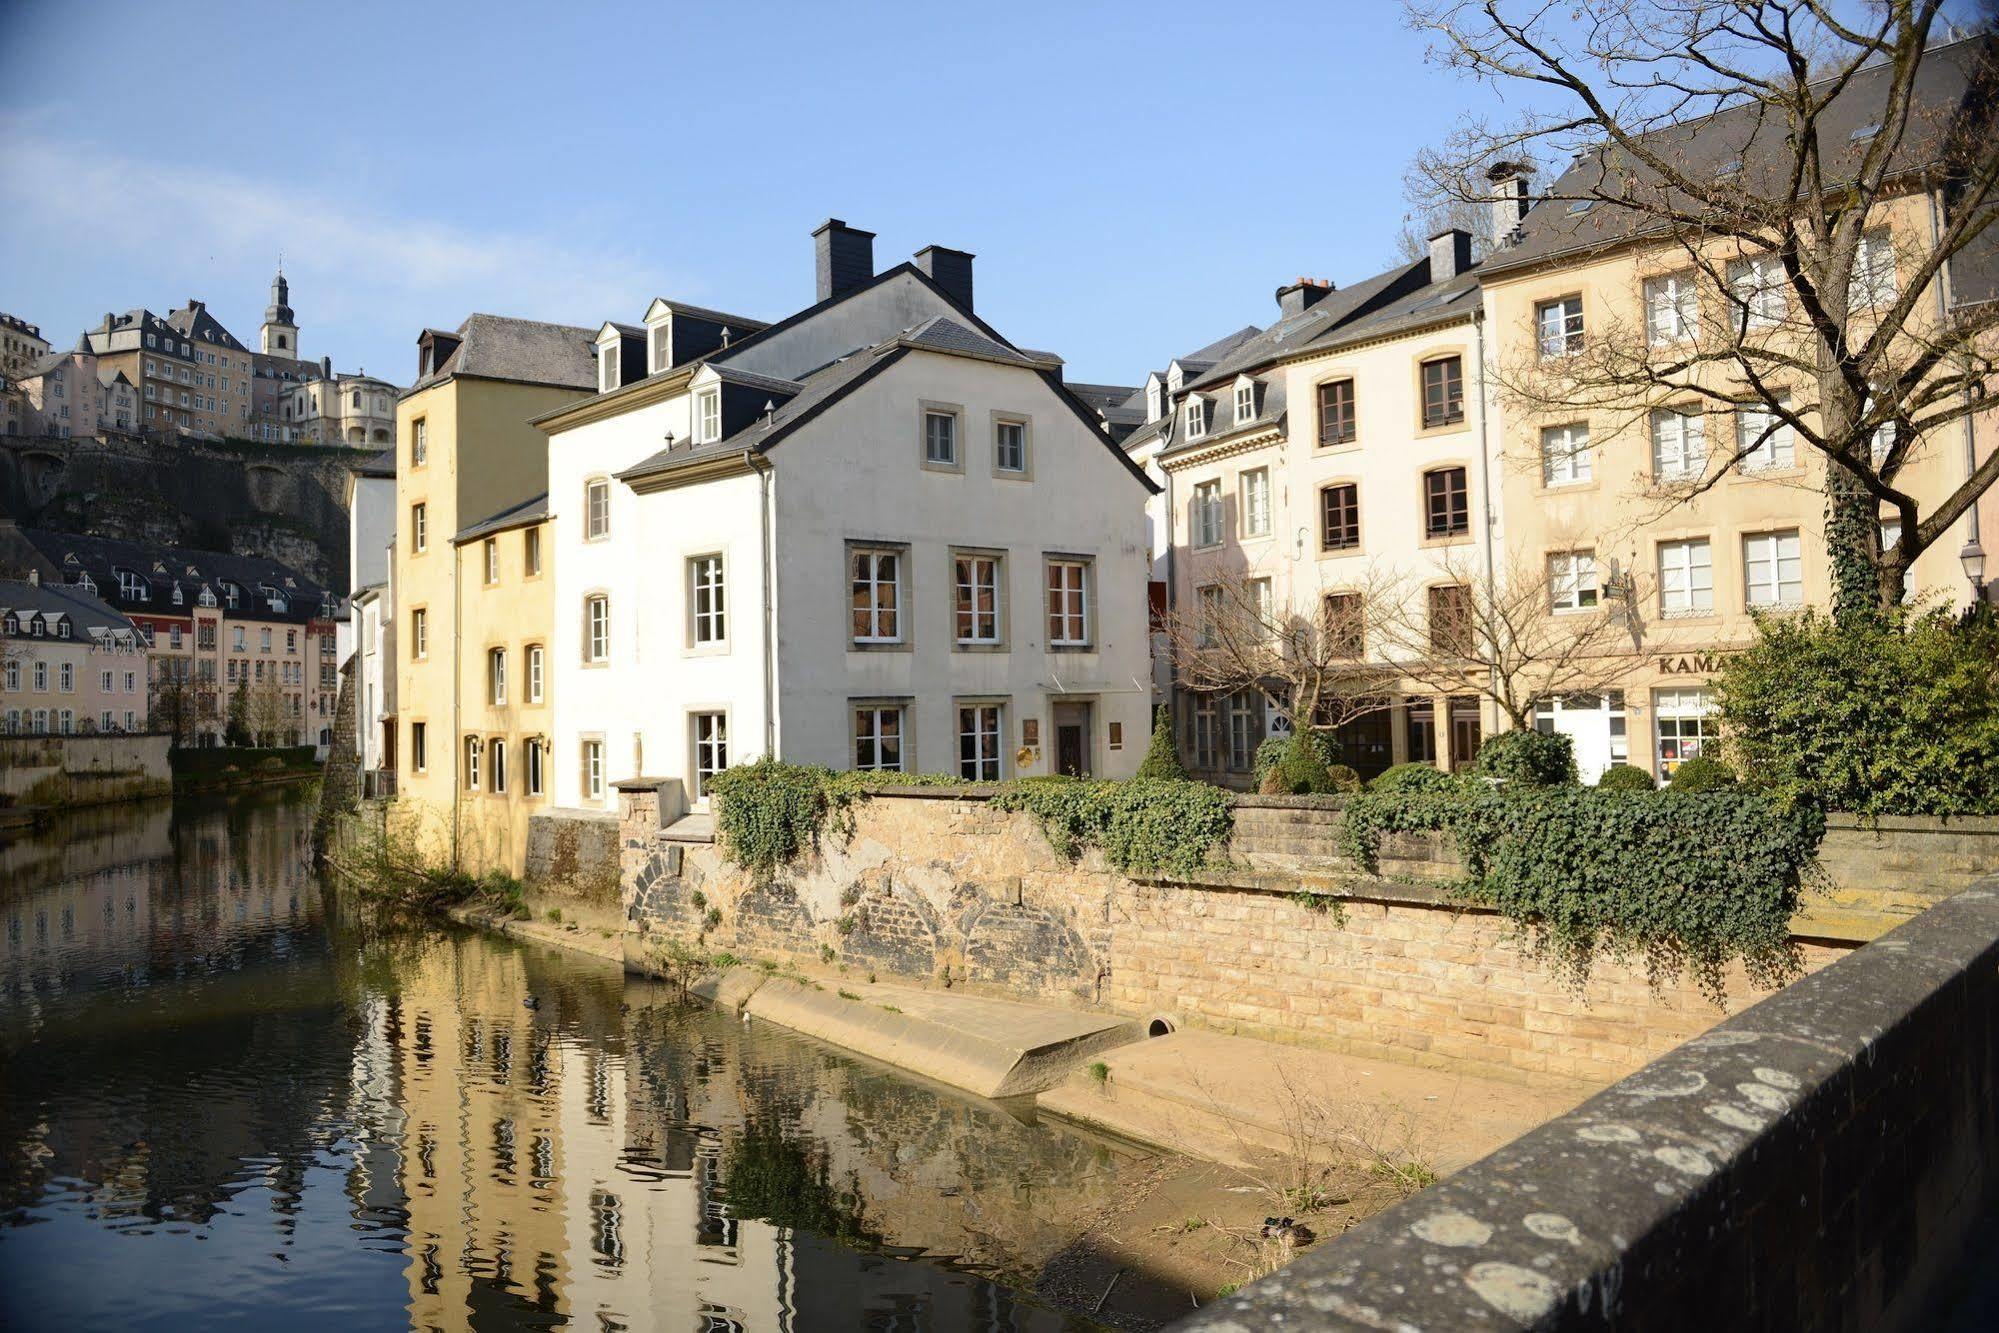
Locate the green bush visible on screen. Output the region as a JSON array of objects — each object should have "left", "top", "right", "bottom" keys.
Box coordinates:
[
  {"left": 1322, "top": 764, "right": 1362, "bottom": 794},
  {"left": 991, "top": 778, "right": 1235, "bottom": 877},
  {"left": 1473, "top": 728, "right": 1577, "bottom": 786},
  {"left": 1342, "top": 784, "right": 1822, "bottom": 1000},
  {"left": 1251, "top": 729, "right": 1339, "bottom": 789},
  {"left": 710, "top": 757, "right": 843, "bottom": 878},
  {"left": 1134, "top": 706, "right": 1189, "bottom": 781},
  {"left": 1715, "top": 606, "right": 1999, "bottom": 816},
  {"left": 1255, "top": 731, "right": 1345, "bottom": 795},
  {"left": 1594, "top": 763, "right": 1657, "bottom": 793},
  {"left": 1667, "top": 755, "right": 1737, "bottom": 792},
  {"left": 1370, "top": 762, "right": 1454, "bottom": 793}
]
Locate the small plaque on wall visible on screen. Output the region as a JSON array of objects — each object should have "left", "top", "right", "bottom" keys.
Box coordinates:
[
  {"left": 1022, "top": 718, "right": 1040, "bottom": 748},
  {"left": 1108, "top": 721, "right": 1124, "bottom": 750}
]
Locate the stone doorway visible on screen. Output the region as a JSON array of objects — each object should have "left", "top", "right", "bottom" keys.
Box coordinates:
[{"left": 1053, "top": 701, "right": 1093, "bottom": 778}]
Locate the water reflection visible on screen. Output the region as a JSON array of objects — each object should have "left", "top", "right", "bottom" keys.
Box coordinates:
[{"left": 1, "top": 793, "right": 1143, "bottom": 1330}]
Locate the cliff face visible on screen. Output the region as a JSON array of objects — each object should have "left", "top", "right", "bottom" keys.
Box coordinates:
[{"left": 0, "top": 434, "right": 356, "bottom": 593}]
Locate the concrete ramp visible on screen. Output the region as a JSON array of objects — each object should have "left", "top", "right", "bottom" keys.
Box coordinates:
[{"left": 697, "top": 968, "right": 1137, "bottom": 1099}]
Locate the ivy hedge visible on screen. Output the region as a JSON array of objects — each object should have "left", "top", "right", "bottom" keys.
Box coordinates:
[{"left": 1342, "top": 781, "right": 1823, "bottom": 1001}]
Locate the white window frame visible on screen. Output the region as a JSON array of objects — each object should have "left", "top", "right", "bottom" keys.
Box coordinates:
[
  {"left": 691, "top": 711, "right": 728, "bottom": 799},
  {"left": 584, "top": 478, "right": 611, "bottom": 541},
  {"left": 488, "top": 647, "right": 507, "bottom": 705},
  {"left": 583, "top": 738, "right": 605, "bottom": 802},
  {"left": 1654, "top": 686, "right": 1716, "bottom": 777},
  {"left": 411, "top": 502, "right": 427, "bottom": 553},
  {"left": 585, "top": 595, "right": 610, "bottom": 662},
  {"left": 1650, "top": 407, "right": 1707, "bottom": 481},
  {"left": 853, "top": 704, "right": 906, "bottom": 772},
  {"left": 1184, "top": 396, "right": 1207, "bottom": 440},
  {"left": 465, "top": 735, "right": 481, "bottom": 791},
  {"left": 1547, "top": 550, "right": 1600, "bottom": 613},
  {"left": 994, "top": 417, "right": 1027, "bottom": 473},
  {"left": 525, "top": 739, "right": 545, "bottom": 797},
  {"left": 1191, "top": 480, "right": 1223, "bottom": 548},
  {"left": 695, "top": 388, "right": 721, "bottom": 444},
  {"left": 490, "top": 738, "right": 508, "bottom": 794},
  {"left": 923, "top": 409, "right": 958, "bottom": 466},
  {"left": 527, "top": 644, "right": 545, "bottom": 703},
  {"left": 1643, "top": 271, "right": 1698, "bottom": 345},
  {"left": 1728, "top": 255, "right": 1787, "bottom": 330},
  {"left": 850, "top": 547, "right": 902, "bottom": 644},
  {"left": 1240, "top": 467, "right": 1272, "bottom": 538},
  {"left": 957, "top": 702, "right": 1004, "bottom": 781},
  {"left": 598, "top": 341, "right": 621, "bottom": 392},
  {"left": 1850, "top": 229, "right": 1898, "bottom": 310},
  {"left": 412, "top": 607, "right": 428, "bottom": 659},
  {"left": 1736, "top": 397, "right": 1796, "bottom": 472},
  {"left": 1879, "top": 520, "right": 1916, "bottom": 597},
  {"left": 1540, "top": 422, "right": 1592, "bottom": 486},
  {"left": 412, "top": 418, "right": 427, "bottom": 466},
  {"left": 953, "top": 554, "right": 1003, "bottom": 646},
  {"left": 1743, "top": 530, "right": 1804, "bottom": 608},
  {"left": 1536, "top": 295, "right": 1584, "bottom": 357},
  {"left": 689, "top": 554, "right": 726, "bottom": 646},
  {"left": 1047, "top": 558, "right": 1090, "bottom": 646},
  {"left": 1657, "top": 538, "right": 1715, "bottom": 616},
  {"left": 1234, "top": 379, "right": 1256, "bottom": 426}
]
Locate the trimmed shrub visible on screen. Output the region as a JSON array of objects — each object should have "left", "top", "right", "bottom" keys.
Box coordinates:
[
  {"left": 1473, "top": 728, "right": 1577, "bottom": 787},
  {"left": 1259, "top": 732, "right": 1335, "bottom": 794},
  {"left": 1134, "top": 706, "right": 1189, "bottom": 781},
  {"left": 1667, "top": 755, "right": 1737, "bottom": 792},
  {"left": 1370, "top": 762, "right": 1453, "bottom": 793},
  {"left": 1714, "top": 606, "right": 1999, "bottom": 815},
  {"left": 1323, "top": 764, "right": 1362, "bottom": 793},
  {"left": 1252, "top": 729, "right": 1340, "bottom": 791},
  {"left": 1594, "top": 763, "right": 1657, "bottom": 793}
]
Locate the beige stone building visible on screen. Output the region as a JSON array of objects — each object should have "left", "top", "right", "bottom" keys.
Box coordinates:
[
  {"left": 0, "top": 313, "right": 49, "bottom": 375},
  {"left": 15, "top": 345, "right": 139, "bottom": 438},
  {"left": 393, "top": 314, "right": 593, "bottom": 877},
  {"left": 281, "top": 365, "right": 396, "bottom": 446}
]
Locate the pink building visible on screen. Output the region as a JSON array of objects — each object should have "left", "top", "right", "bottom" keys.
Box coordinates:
[
  {"left": 15, "top": 346, "right": 138, "bottom": 438},
  {"left": 0, "top": 577, "right": 148, "bottom": 734}
]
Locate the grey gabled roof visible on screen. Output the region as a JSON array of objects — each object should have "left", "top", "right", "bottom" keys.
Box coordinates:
[
  {"left": 653, "top": 299, "right": 770, "bottom": 334},
  {"left": 411, "top": 314, "right": 597, "bottom": 395},
  {"left": 11, "top": 526, "right": 333, "bottom": 624},
  {"left": 1067, "top": 380, "right": 1145, "bottom": 426},
  {"left": 0, "top": 578, "right": 138, "bottom": 641},
  {"left": 707, "top": 363, "right": 806, "bottom": 397},
  {"left": 1484, "top": 34, "right": 1994, "bottom": 276},
  {"left": 897, "top": 313, "right": 1048, "bottom": 366},
  {"left": 453, "top": 492, "right": 548, "bottom": 544},
  {"left": 351, "top": 447, "right": 396, "bottom": 479}
]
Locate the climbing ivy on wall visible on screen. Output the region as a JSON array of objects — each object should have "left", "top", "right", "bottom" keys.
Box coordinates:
[{"left": 1342, "top": 782, "right": 1825, "bottom": 1001}]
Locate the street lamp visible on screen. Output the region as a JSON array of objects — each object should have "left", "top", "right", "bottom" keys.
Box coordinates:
[{"left": 1961, "top": 536, "right": 1987, "bottom": 599}]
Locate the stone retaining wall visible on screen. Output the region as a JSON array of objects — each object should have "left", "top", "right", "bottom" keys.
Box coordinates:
[
  {"left": 0, "top": 733, "right": 172, "bottom": 809},
  {"left": 525, "top": 808, "right": 622, "bottom": 903},
  {"left": 1180, "top": 878, "right": 1999, "bottom": 1331},
  {"left": 616, "top": 788, "right": 1990, "bottom": 1086}
]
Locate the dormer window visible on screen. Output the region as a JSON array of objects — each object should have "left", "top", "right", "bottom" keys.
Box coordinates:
[
  {"left": 55, "top": 620, "right": 69, "bottom": 639},
  {"left": 1184, "top": 397, "right": 1207, "bottom": 440},
  {"left": 598, "top": 342, "right": 620, "bottom": 393},
  {"left": 695, "top": 388, "right": 721, "bottom": 444},
  {"left": 115, "top": 568, "right": 149, "bottom": 602},
  {"left": 649, "top": 318, "right": 672, "bottom": 374},
  {"left": 1234, "top": 379, "right": 1256, "bottom": 427},
  {"left": 198, "top": 586, "right": 217, "bottom": 608},
  {"left": 2, "top": 615, "right": 16, "bottom": 634},
  {"left": 171, "top": 583, "right": 183, "bottom": 606},
  {"left": 1146, "top": 380, "right": 1163, "bottom": 422}
]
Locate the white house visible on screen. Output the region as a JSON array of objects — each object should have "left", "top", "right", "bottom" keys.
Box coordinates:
[
  {"left": 346, "top": 447, "right": 397, "bottom": 787},
  {"left": 541, "top": 221, "right": 1158, "bottom": 814}
]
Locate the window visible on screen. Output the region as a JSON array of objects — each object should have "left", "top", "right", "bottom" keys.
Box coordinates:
[
  {"left": 1547, "top": 551, "right": 1599, "bottom": 613},
  {"left": 1644, "top": 272, "right": 1698, "bottom": 345},
  {"left": 1540, "top": 423, "right": 1592, "bottom": 486},
  {"left": 1047, "top": 559, "right": 1090, "bottom": 646},
  {"left": 854, "top": 704, "right": 905, "bottom": 772},
  {"left": 1654, "top": 687, "right": 1715, "bottom": 777},
  {"left": 1651, "top": 407, "right": 1707, "bottom": 481},
  {"left": 1850, "top": 230, "right": 1897, "bottom": 310},
  {"left": 1184, "top": 397, "right": 1207, "bottom": 440},
  {"left": 957, "top": 703, "right": 1003, "bottom": 781},
  {"left": 1193, "top": 696, "right": 1220, "bottom": 769},
  {"left": 490, "top": 739, "right": 507, "bottom": 794},
  {"left": 1226, "top": 692, "right": 1261, "bottom": 771},
  {"left": 851, "top": 548, "right": 901, "bottom": 643},
  {"left": 995, "top": 418, "right": 1026, "bottom": 472},
  {"left": 1420, "top": 357, "right": 1464, "bottom": 427},
  {"left": 924, "top": 410, "right": 957, "bottom": 466},
  {"left": 585, "top": 595, "right": 610, "bottom": 662},
  {"left": 1736, "top": 397, "right": 1795, "bottom": 472},
  {"left": 585, "top": 478, "right": 611, "bottom": 540},
  {"left": 1728, "top": 255, "right": 1786, "bottom": 329},
  {"left": 1537, "top": 296, "right": 1584, "bottom": 357},
  {"left": 1744, "top": 530, "right": 1804, "bottom": 608},
  {"left": 599, "top": 342, "right": 620, "bottom": 392},
  {"left": 695, "top": 389, "right": 721, "bottom": 444},
  {"left": 524, "top": 527, "right": 542, "bottom": 576},
  {"left": 1658, "top": 538, "right": 1715, "bottom": 615},
  {"left": 689, "top": 555, "right": 726, "bottom": 644},
  {"left": 483, "top": 538, "right": 499, "bottom": 585},
  {"left": 525, "top": 739, "right": 545, "bottom": 797},
  {"left": 691, "top": 712, "right": 727, "bottom": 799},
  {"left": 1404, "top": 698, "right": 1437, "bottom": 764},
  {"left": 488, "top": 648, "right": 506, "bottom": 704},
  {"left": 583, "top": 739, "right": 605, "bottom": 801},
  {"left": 1879, "top": 520, "right": 1916, "bottom": 597},
  {"left": 651, "top": 321, "right": 672, "bottom": 373},
  {"left": 411, "top": 608, "right": 428, "bottom": 659},
  {"left": 59, "top": 663, "right": 74, "bottom": 692},
  {"left": 1317, "top": 379, "right": 1355, "bottom": 446},
  {"left": 954, "top": 554, "right": 1002, "bottom": 645},
  {"left": 1320, "top": 482, "right": 1360, "bottom": 551},
  {"left": 1423, "top": 467, "right": 1470, "bottom": 538},
  {"left": 411, "top": 502, "right": 427, "bottom": 552},
  {"left": 1234, "top": 380, "right": 1256, "bottom": 426},
  {"left": 1197, "top": 584, "right": 1224, "bottom": 647},
  {"left": 1428, "top": 584, "right": 1472, "bottom": 654},
  {"left": 1191, "top": 481, "right": 1223, "bottom": 548},
  {"left": 527, "top": 644, "right": 545, "bottom": 702},
  {"left": 33, "top": 662, "right": 46, "bottom": 690},
  {"left": 1240, "top": 468, "right": 1272, "bottom": 539},
  {"left": 1324, "top": 592, "right": 1364, "bottom": 657},
  {"left": 464, "top": 736, "right": 481, "bottom": 791}
]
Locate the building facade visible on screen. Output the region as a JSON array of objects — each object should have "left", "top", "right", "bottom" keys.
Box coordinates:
[
  {"left": 15, "top": 346, "right": 140, "bottom": 438},
  {"left": 0, "top": 576, "right": 148, "bottom": 735},
  {"left": 284, "top": 367, "right": 397, "bottom": 446},
  {"left": 542, "top": 221, "right": 1157, "bottom": 817},
  {"left": 0, "top": 313, "right": 49, "bottom": 375},
  {"left": 392, "top": 315, "right": 595, "bottom": 876}
]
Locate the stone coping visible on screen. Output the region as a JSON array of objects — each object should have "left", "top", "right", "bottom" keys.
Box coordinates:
[{"left": 1173, "top": 876, "right": 1999, "bottom": 1331}]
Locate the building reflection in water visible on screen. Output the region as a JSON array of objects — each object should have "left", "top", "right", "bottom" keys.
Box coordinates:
[{"left": 2, "top": 792, "right": 1134, "bottom": 1331}]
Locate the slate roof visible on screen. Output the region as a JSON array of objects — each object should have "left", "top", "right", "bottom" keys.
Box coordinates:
[
  {"left": 351, "top": 447, "right": 396, "bottom": 479},
  {"left": 167, "top": 302, "right": 249, "bottom": 351},
  {"left": 0, "top": 578, "right": 139, "bottom": 643},
  {"left": 652, "top": 299, "right": 770, "bottom": 335},
  {"left": 10, "top": 526, "right": 335, "bottom": 625},
  {"left": 1067, "top": 380, "right": 1146, "bottom": 432},
  {"left": 410, "top": 314, "right": 597, "bottom": 395},
  {"left": 453, "top": 492, "right": 548, "bottom": 544},
  {"left": 1484, "top": 34, "right": 1995, "bottom": 276},
  {"left": 897, "top": 313, "right": 1048, "bottom": 366}
]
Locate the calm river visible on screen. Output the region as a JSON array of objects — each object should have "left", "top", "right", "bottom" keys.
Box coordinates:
[{"left": 0, "top": 791, "right": 1166, "bottom": 1331}]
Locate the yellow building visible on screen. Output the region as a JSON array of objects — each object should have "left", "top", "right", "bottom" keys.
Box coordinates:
[{"left": 393, "top": 315, "right": 593, "bottom": 876}]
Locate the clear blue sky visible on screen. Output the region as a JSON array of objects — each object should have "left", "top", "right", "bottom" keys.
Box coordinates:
[{"left": 0, "top": 0, "right": 1959, "bottom": 389}]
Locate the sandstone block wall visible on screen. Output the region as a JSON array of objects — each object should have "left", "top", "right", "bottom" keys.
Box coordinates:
[
  {"left": 0, "top": 733, "right": 172, "bottom": 809},
  {"left": 525, "top": 809, "right": 623, "bottom": 903}
]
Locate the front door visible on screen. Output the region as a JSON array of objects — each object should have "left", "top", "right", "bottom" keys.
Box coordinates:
[{"left": 1052, "top": 701, "right": 1092, "bottom": 778}]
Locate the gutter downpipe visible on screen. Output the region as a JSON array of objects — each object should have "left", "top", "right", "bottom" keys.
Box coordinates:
[
  {"left": 746, "top": 449, "right": 777, "bottom": 757},
  {"left": 1472, "top": 306, "right": 1502, "bottom": 730}
]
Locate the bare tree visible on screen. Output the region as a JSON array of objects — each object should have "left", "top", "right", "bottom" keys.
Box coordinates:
[
  {"left": 1408, "top": 1, "right": 1999, "bottom": 615},
  {"left": 245, "top": 673, "right": 290, "bottom": 747},
  {"left": 1395, "top": 148, "right": 1513, "bottom": 262},
  {"left": 1162, "top": 570, "right": 1401, "bottom": 737},
  {"left": 1370, "top": 550, "right": 1649, "bottom": 730},
  {"left": 148, "top": 661, "right": 200, "bottom": 747}
]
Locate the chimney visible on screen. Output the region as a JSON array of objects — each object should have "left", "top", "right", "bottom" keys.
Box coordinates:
[
  {"left": 1428, "top": 229, "right": 1473, "bottom": 283},
  {"left": 813, "top": 219, "right": 876, "bottom": 302},
  {"left": 1275, "top": 277, "right": 1334, "bottom": 319},
  {"left": 1487, "top": 161, "right": 1532, "bottom": 248},
  {"left": 914, "top": 245, "right": 975, "bottom": 312}
]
